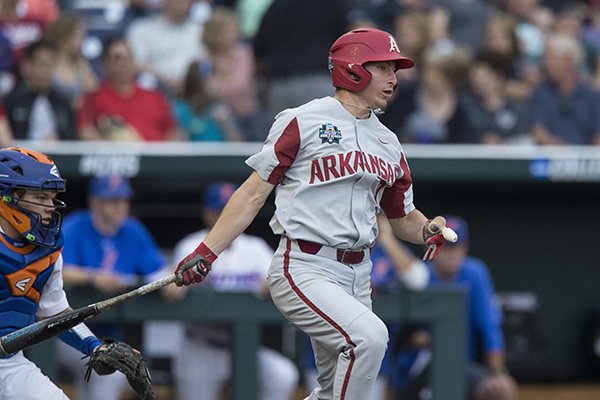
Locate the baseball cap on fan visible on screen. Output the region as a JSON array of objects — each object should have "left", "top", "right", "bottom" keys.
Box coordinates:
[
  {"left": 203, "top": 182, "right": 238, "bottom": 211},
  {"left": 89, "top": 175, "right": 133, "bottom": 199},
  {"left": 443, "top": 215, "right": 469, "bottom": 245}
]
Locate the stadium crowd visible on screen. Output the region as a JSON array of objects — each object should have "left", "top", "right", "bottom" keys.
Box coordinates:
[{"left": 1, "top": 0, "right": 600, "bottom": 146}]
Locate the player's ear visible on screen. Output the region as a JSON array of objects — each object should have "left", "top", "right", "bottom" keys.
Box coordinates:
[{"left": 348, "top": 71, "right": 360, "bottom": 82}]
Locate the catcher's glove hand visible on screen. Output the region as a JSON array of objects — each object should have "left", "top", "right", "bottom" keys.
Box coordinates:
[{"left": 84, "top": 338, "right": 156, "bottom": 400}]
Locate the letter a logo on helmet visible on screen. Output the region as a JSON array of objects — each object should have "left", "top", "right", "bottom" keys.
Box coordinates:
[
  {"left": 328, "top": 28, "right": 414, "bottom": 92},
  {"left": 389, "top": 36, "right": 400, "bottom": 53}
]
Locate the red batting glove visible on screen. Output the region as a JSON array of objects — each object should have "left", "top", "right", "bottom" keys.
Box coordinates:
[
  {"left": 174, "top": 242, "right": 218, "bottom": 286},
  {"left": 422, "top": 217, "right": 446, "bottom": 261}
]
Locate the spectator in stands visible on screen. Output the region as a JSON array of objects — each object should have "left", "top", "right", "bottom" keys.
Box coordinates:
[
  {"left": 43, "top": 13, "right": 99, "bottom": 108},
  {"left": 173, "top": 60, "right": 244, "bottom": 141},
  {"left": 0, "top": 0, "right": 47, "bottom": 94},
  {"left": 433, "top": 0, "right": 493, "bottom": 54},
  {"left": 163, "top": 182, "right": 299, "bottom": 400},
  {"left": 253, "top": 0, "right": 351, "bottom": 125},
  {"left": 583, "top": 3, "right": 600, "bottom": 89},
  {"left": 0, "top": 102, "right": 14, "bottom": 146},
  {"left": 2, "top": 40, "right": 76, "bottom": 140},
  {"left": 391, "top": 8, "right": 432, "bottom": 85},
  {"left": 552, "top": 2, "right": 598, "bottom": 77},
  {"left": 501, "top": 0, "right": 546, "bottom": 72},
  {"left": 58, "top": 175, "right": 167, "bottom": 400},
  {"left": 367, "top": 0, "right": 429, "bottom": 33},
  {"left": 126, "top": 0, "right": 205, "bottom": 95},
  {"left": 235, "top": 0, "right": 274, "bottom": 40},
  {"left": 379, "top": 214, "right": 518, "bottom": 400},
  {"left": 481, "top": 11, "right": 541, "bottom": 102},
  {"left": 200, "top": 7, "right": 261, "bottom": 141},
  {"left": 383, "top": 50, "right": 470, "bottom": 143},
  {"left": 77, "top": 37, "right": 184, "bottom": 141},
  {"left": 461, "top": 51, "right": 530, "bottom": 144},
  {"left": 58, "top": 0, "right": 138, "bottom": 77},
  {"left": 21, "top": 0, "right": 59, "bottom": 25},
  {"left": 529, "top": 34, "right": 600, "bottom": 145}
]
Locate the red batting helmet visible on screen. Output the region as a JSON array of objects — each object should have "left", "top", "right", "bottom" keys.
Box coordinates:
[{"left": 328, "top": 28, "right": 414, "bottom": 92}]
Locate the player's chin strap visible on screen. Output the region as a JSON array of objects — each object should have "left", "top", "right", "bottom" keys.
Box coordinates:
[{"left": 334, "top": 97, "right": 384, "bottom": 116}]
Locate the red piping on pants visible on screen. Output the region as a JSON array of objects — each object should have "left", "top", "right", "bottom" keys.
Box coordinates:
[{"left": 283, "top": 238, "right": 356, "bottom": 399}]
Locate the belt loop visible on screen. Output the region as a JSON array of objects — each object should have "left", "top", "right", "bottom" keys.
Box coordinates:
[{"left": 297, "top": 239, "right": 322, "bottom": 255}]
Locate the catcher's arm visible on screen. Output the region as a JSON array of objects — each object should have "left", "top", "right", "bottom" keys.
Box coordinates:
[{"left": 52, "top": 307, "right": 103, "bottom": 356}]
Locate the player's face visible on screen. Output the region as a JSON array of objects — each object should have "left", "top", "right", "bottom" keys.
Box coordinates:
[
  {"left": 90, "top": 197, "right": 130, "bottom": 231},
  {"left": 18, "top": 190, "right": 60, "bottom": 226},
  {"left": 360, "top": 61, "right": 398, "bottom": 110}
]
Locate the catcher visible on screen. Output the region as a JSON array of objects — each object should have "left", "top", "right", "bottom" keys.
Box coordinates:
[{"left": 0, "top": 147, "right": 153, "bottom": 400}]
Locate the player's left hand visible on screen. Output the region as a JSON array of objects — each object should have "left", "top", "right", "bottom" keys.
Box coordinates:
[
  {"left": 174, "top": 242, "right": 218, "bottom": 286},
  {"left": 85, "top": 338, "right": 155, "bottom": 400},
  {"left": 422, "top": 216, "right": 447, "bottom": 261}
]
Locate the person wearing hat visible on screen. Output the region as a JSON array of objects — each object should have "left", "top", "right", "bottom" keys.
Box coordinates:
[
  {"left": 57, "top": 175, "right": 167, "bottom": 400},
  {"left": 165, "top": 181, "right": 299, "bottom": 400},
  {"left": 376, "top": 215, "right": 518, "bottom": 400}
]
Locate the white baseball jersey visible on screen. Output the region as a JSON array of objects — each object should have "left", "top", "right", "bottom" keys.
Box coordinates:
[
  {"left": 173, "top": 229, "right": 274, "bottom": 293},
  {"left": 246, "top": 96, "right": 414, "bottom": 249},
  {"left": 36, "top": 255, "right": 70, "bottom": 318}
]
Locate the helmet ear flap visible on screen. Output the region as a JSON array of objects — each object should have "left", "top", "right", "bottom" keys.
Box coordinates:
[{"left": 0, "top": 201, "right": 33, "bottom": 234}]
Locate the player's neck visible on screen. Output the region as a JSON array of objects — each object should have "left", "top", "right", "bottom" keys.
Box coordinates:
[
  {"left": 334, "top": 93, "right": 384, "bottom": 119},
  {"left": 334, "top": 93, "right": 371, "bottom": 119}
]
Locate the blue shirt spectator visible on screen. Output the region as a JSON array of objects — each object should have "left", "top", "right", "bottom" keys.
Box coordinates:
[
  {"left": 58, "top": 175, "right": 166, "bottom": 400},
  {"left": 529, "top": 82, "right": 600, "bottom": 145},
  {"left": 427, "top": 255, "right": 504, "bottom": 360},
  {"left": 529, "top": 34, "right": 600, "bottom": 145}
]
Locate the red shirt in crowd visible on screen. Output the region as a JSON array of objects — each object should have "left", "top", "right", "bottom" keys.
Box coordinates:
[{"left": 77, "top": 82, "right": 176, "bottom": 141}]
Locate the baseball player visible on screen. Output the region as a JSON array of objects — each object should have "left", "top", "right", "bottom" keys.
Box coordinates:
[
  {"left": 167, "top": 182, "right": 299, "bottom": 400},
  {"left": 0, "top": 147, "right": 135, "bottom": 399},
  {"left": 174, "top": 28, "right": 454, "bottom": 400}
]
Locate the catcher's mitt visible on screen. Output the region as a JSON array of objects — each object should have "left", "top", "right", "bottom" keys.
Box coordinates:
[{"left": 84, "top": 338, "right": 156, "bottom": 400}]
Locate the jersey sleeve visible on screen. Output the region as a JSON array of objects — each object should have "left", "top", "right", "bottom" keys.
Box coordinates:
[
  {"left": 380, "top": 152, "right": 415, "bottom": 218},
  {"left": 245, "top": 115, "right": 301, "bottom": 184},
  {"left": 36, "top": 255, "right": 70, "bottom": 318}
]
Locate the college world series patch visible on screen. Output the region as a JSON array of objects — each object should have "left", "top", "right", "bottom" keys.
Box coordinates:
[{"left": 319, "top": 123, "right": 342, "bottom": 144}]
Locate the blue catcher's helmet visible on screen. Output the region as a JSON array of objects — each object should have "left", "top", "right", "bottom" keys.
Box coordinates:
[{"left": 0, "top": 147, "right": 66, "bottom": 247}]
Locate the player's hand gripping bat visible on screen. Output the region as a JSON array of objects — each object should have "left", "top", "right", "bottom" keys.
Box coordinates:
[
  {"left": 0, "top": 274, "right": 178, "bottom": 356},
  {"left": 422, "top": 217, "right": 458, "bottom": 261}
]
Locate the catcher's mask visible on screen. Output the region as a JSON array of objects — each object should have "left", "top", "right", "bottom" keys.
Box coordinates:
[
  {"left": 328, "top": 28, "right": 415, "bottom": 92},
  {"left": 0, "top": 147, "right": 66, "bottom": 248}
]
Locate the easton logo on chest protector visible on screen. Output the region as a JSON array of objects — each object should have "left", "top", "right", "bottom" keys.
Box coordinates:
[{"left": 319, "top": 123, "right": 342, "bottom": 144}]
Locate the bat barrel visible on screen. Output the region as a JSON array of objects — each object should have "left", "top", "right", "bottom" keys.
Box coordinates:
[{"left": 0, "top": 305, "right": 97, "bottom": 356}]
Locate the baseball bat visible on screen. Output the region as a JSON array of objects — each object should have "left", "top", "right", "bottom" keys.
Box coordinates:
[
  {"left": 429, "top": 218, "right": 458, "bottom": 243},
  {"left": 0, "top": 274, "right": 177, "bottom": 356}
]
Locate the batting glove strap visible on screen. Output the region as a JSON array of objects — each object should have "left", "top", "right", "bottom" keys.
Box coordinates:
[
  {"left": 423, "top": 233, "right": 445, "bottom": 261},
  {"left": 175, "top": 242, "right": 217, "bottom": 286}
]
